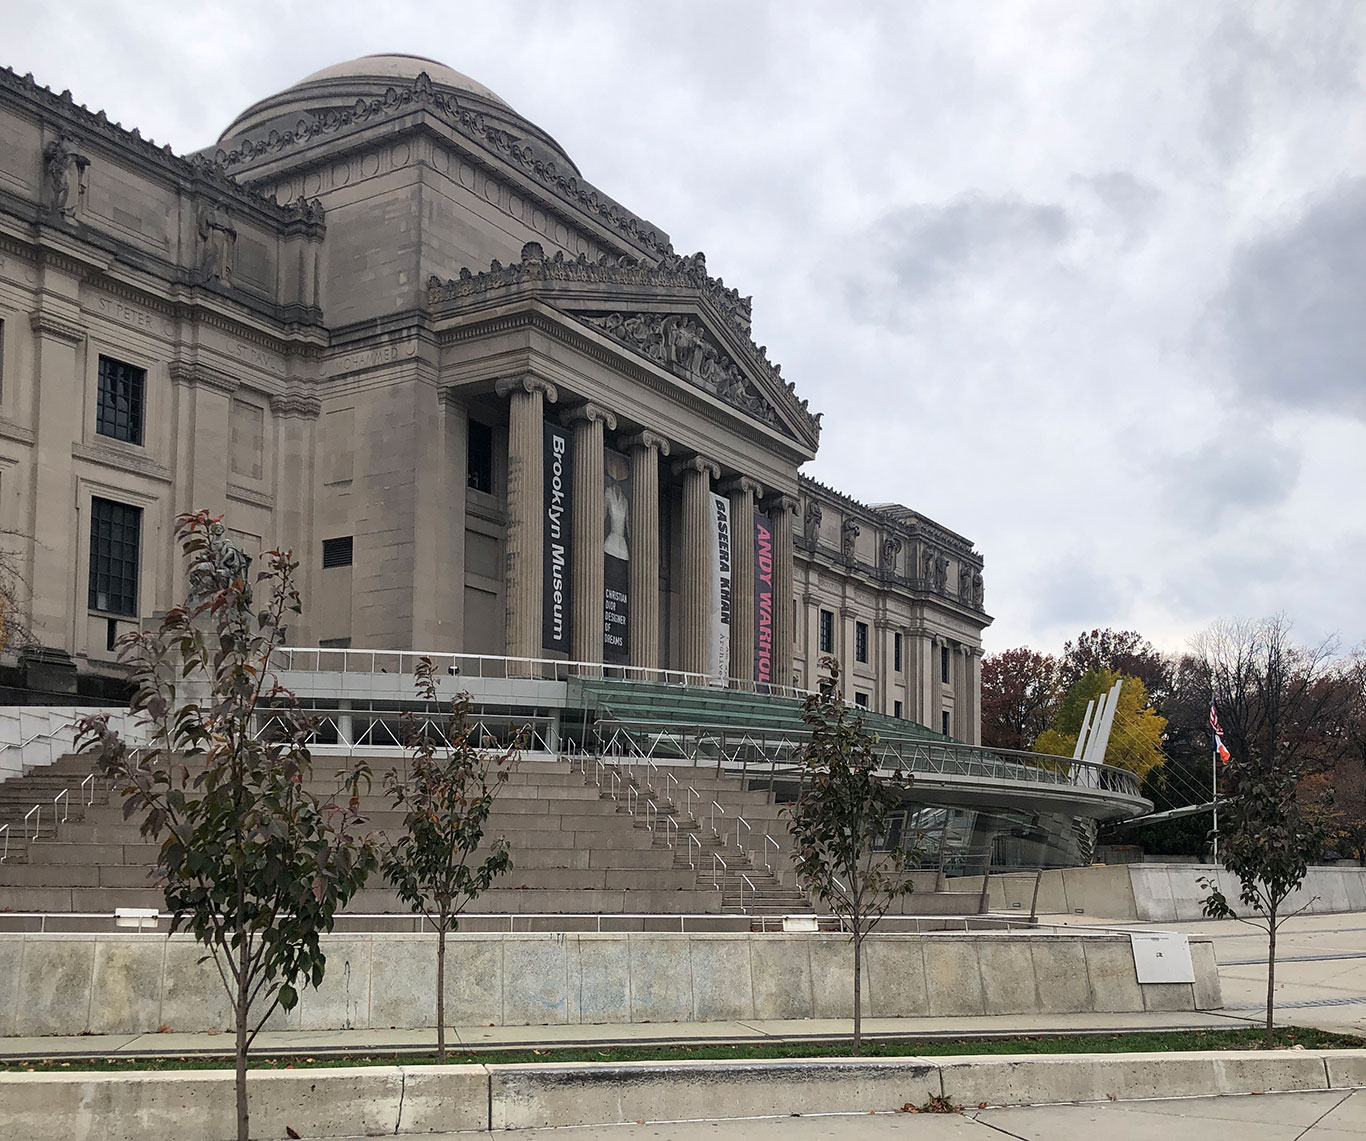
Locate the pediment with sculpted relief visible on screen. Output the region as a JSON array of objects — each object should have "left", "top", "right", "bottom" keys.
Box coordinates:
[{"left": 427, "top": 242, "right": 821, "bottom": 447}]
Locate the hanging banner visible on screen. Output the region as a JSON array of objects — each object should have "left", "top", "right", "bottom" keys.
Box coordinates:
[
  {"left": 542, "top": 419, "right": 573, "bottom": 654},
  {"left": 753, "top": 510, "right": 774, "bottom": 689},
  {"left": 709, "top": 493, "right": 732, "bottom": 685},
  {"left": 603, "top": 447, "right": 631, "bottom": 665}
]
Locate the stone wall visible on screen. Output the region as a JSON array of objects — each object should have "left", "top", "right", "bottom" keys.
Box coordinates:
[{"left": 0, "top": 930, "right": 1219, "bottom": 1036}]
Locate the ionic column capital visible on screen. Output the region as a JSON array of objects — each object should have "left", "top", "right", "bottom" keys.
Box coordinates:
[
  {"left": 672, "top": 454, "right": 720, "bottom": 481},
  {"left": 765, "top": 493, "right": 800, "bottom": 516},
  {"left": 560, "top": 401, "right": 617, "bottom": 431},
  {"left": 495, "top": 373, "right": 558, "bottom": 403},
  {"left": 718, "top": 475, "right": 764, "bottom": 500},
  {"left": 623, "top": 429, "right": 671, "bottom": 457}
]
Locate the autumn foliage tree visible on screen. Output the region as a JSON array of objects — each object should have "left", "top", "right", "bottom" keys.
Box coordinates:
[
  {"left": 78, "top": 511, "right": 377, "bottom": 1141},
  {"left": 1034, "top": 667, "right": 1167, "bottom": 782},
  {"left": 980, "top": 648, "right": 1063, "bottom": 751}
]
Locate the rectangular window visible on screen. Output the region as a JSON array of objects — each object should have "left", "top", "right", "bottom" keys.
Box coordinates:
[
  {"left": 941, "top": 644, "right": 951, "bottom": 684},
  {"left": 854, "top": 691, "right": 869, "bottom": 709},
  {"left": 322, "top": 536, "right": 353, "bottom": 568},
  {"left": 894, "top": 700, "right": 903, "bottom": 719},
  {"left": 942, "top": 710, "right": 951, "bottom": 736},
  {"left": 96, "top": 355, "right": 145, "bottom": 446},
  {"left": 467, "top": 420, "right": 494, "bottom": 492},
  {"left": 894, "top": 632, "right": 903, "bottom": 672},
  {"left": 88, "top": 497, "right": 141, "bottom": 616},
  {"left": 855, "top": 621, "right": 869, "bottom": 663},
  {"left": 818, "top": 608, "right": 834, "bottom": 654}
]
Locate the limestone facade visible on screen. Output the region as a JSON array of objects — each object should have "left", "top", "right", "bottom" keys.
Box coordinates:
[{"left": 0, "top": 54, "right": 989, "bottom": 729}]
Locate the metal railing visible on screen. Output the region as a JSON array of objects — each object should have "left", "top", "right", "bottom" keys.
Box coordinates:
[{"left": 270, "top": 647, "right": 814, "bottom": 701}]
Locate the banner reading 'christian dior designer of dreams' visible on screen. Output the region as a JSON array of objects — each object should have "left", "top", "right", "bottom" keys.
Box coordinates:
[
  {"left": 603, "top": 447, "right": 631, "bottom": 666},
  {"left": 542, "top": 419, "right": 572, "bottom": 655},
  {"left": 709, "top": 493, "right": 732, "bottom": 685}
]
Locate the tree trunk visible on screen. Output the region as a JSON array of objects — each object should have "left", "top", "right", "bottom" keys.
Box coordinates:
[
  {"left": 1265, "top": 911, "right": 1277, "bottom": 1048},
  {"left": 236, "top": 941, "right": 251, "bottom": 1141},
  {"left": 437, "top": 920, "right": 447, "bottom": 1063},
  {"left": 852, "top": 926, "right": 862, "bottom": 1057}
]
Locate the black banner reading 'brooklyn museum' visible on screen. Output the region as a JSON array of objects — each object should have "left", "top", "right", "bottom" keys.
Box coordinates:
[{"left": 542, "top": 420, "right": 572, "bottom": 654}]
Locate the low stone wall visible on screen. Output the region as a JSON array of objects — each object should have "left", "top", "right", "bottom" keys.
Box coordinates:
[
  {"left": 0, "top": 930, "right": 1219, "bottom": 1036},
  {"left": 3, "top": 1050, "right": 1363, "bottom": 1139},
  {"left": 976, "top": 863, "right": 1366, "bottom": 922}
]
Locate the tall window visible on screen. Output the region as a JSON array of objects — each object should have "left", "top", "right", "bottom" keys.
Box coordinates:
[
  {"left": 894, "top": 700, "right": 903, "bottom": 719},
  {"left": 818, "top": 609, "right": 834, "bottom": 654},
  {"left": 88, "top": 497, "right": 141, "bottom": 616},
  {"left": 467, "top": 420, "right": 494, "bottom": 492},
  {"left": 942, "top": 710, "right": 951, "bottom": 736},
  {"left": 941, "top": 644, "right": 951, "bottom": 684},
  {"left": 894, "top": 631, "right": 903, "bottom": 672},
  {"left": 96, "top": 355, "right": 145, "bottom": 445},
  {"left": 855, "top": 621, "right": 869, "bottom": 663}
]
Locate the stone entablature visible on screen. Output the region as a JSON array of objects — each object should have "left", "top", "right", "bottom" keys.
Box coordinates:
[
  {"left": 428, "top": 243, "right": 822, "bottom": 447},
  {"left": 797, "top": 475, "right": 986, "bottom": 614}
]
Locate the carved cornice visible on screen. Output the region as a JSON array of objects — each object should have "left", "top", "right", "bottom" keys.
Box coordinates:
[
  {"left": 0, "top": 417, "right": 37, "bottom": 446},
  {"left": 269, "top": 392, "right": 322, "bottom": 420},
  {"left": 494, "top": 373, "right": 558, "bottom": 404},
  {"left": 0, "top": 66, "right": 323, "bottom": 228},
  {"left": 623, "top": 429, "right": 671, "bottom": 457},
  {"left": 167, "top": 360, "right": 240, "bottom": 396},
  {"left": 28, "top": 310, "right": 85, "bottom": 344},
  {"left": 427, "top": 242, "right": 822, "bottom": 443},
  {"left": 226, "top": 481, "right": 275, "bottom": 510},
  {"left": 672, "top": 455, "right": 720, "bottom": 481},
  {"left": 560, "top": 402, "right": 617, "bottom": 431},
  {"left": 214, "top": 71, "right": 663, "bottom": 256}
]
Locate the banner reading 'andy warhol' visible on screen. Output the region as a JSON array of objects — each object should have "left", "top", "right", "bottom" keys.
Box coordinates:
[{"left": 753, "top": 510, "right": 774, "bottom": 688}]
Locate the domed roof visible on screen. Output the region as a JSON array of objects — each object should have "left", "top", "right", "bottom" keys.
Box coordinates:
[{"left": 215, "top": 53, "right": 577, "bottom": 172}]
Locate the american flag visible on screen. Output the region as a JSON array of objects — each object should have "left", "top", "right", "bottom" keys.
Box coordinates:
[{"left": 1209, "top": 701, "right": 1231, "bottom": 764}]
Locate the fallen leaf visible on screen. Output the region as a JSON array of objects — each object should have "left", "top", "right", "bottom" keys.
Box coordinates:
[
  {"left": 287, "top": 1129, "right": 302, "bottom": 1139},
  {"left": 156, "top": 1024, "right": 172, "bottom": 1034}
]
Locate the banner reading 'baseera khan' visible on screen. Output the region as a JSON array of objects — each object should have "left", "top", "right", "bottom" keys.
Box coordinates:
[
  {"left": 709, "top": 493, "right": 732, "bottom": 685},
  {"left": 542, "top": 419, "right": 572, "bottom": 654},
  {"left": 753, "top": 510, "right": 774, "bottom": 688},
  {"left": 603, "top": 447, "right": 631, "bottom": 665}
]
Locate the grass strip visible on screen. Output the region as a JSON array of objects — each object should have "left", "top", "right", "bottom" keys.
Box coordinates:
[{"left": 2, "top": 1026, "right": 1360, "bottom": 1073}]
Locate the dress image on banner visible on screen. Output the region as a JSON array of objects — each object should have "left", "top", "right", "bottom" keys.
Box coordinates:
[
  {"left": 603, "top": 447, "right": 631, "bottom": 666},
  {"left": 709, "top": 492, "right": 732, "bottom": 685}
]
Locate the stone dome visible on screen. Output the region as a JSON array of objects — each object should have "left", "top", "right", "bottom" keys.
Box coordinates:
[{"left": 215, "top": 53, "right": 578, "bottom": 173}]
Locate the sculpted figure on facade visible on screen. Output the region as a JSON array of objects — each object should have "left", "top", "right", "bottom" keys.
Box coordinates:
[
  {"left": 882, "top": 535, "right": 901, "bottom": 573},
  {"left": 973, "top": 570, "right": 985, "bottom": 607},
  {"left": 197, "top": 202, "right": 237, "bottom": 285},
  {"left": 921, "top": 546, "right": 935, "bottom": 583},
  {"left": 841, "top": 518, "right": 860, "bottom": 561},
  {"left": 959, "top": 562, "right": 973, "bottom": 600},
  {"left": 804, "top": 499, "right": 822, "bottom": 543},
  {"left": 43, "top": 134, "right": 89, "bottom": 218},
  {"left": 934, "top": 552, "right": 950, "bottom": 592}
]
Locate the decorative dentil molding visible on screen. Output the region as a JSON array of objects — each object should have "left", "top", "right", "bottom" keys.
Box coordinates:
[{"left": 213, "top": 71, "right": 665, "bottom": 256}]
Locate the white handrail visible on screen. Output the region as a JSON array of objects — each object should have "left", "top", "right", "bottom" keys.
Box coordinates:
[
  {"left": 735, "top": 815, "right": 751, "bottom": 855},
  {"left": 0, "top": 823, "right": 8, "bottom": 863},
  {"left": 664, "top": 815, "right": 678, "bottom": 849},
  {"left": 687, "top": 832, "right": 701, "bottom": 869},
  {"left": 764, "top": 834, "right": 780, "bottom": 870},
  {"left": 686, "top": 786, "right": 699, "bottom": 821},
  {"left": 23, "top": 804, "right": 39, "bottom": 841},
  {"left": 53, "top": 789, "right": 69, "bottom": 824},
  {"left": 740, "top": 873, "right": 756, "bottom": 914},
  {"left": 712, "top": 851, "right": 728, "bottom": 888},
  {"left": 709, "top": 799, "right": 725, "bottom": 838},
  {"left": 80, "top": 772, "right": 97, "bottom": 806}
]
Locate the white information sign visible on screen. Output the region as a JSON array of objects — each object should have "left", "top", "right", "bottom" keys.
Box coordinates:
[{"left": 1129, "top": 932, "right": 1196, "bottom": 984}]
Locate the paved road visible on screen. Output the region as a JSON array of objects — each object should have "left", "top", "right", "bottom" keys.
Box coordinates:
[{"left": 400, "top": 1090, "right": 1366, "bottom": 1139}]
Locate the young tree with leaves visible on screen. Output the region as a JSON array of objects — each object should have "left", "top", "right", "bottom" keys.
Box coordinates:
[
  {"left": 1196, "top": 616, "right": 1345, "bottom": 1047},
  {"left": 784, "top": 656, "right": 915, "bottom": 1055},
  {"left": 381, "top": 660, "right": 522, "bottom": 1061},
  {"left": 77, "top": 511, "right": 377, "bottom": 1141}
]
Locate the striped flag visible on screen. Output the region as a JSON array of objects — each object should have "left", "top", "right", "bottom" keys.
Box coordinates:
[{"left": 1209, "top": 701, "right": 1231, "bottom": 764}]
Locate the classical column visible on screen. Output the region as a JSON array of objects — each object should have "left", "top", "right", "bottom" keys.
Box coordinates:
[
  {"left": 562, "top": 402, "right": 615, "bottom": 666},
  {"left": 839, "top": 605, "right": 856, "bottom": 699},
  {"left": 720, "top": 476, "right": 762, "bottom": 687},
  {"left": 769, "top": 494, "right": 797, "bottom": 691},
  {"left": 269, "top": 391, "right": 322, "bottom": 643},
  {"left": 875, "top": 619, "right": 892, "bottom": 713},
  {"left": 675, "top": 455, "right": 719, "bottom": 679},
  {"left": 626, "top": 431, "right": 670, "bottom": 672},
  {"left": 495, "top": 374, "right": 557, "bottom": 661},
  {"left": 411, "top": 388, "right": 466, "bottom": 650}
]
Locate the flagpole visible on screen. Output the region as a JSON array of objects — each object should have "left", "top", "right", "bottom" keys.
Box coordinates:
[{"left": 1212, "top": 745, "right": 1218, "bottom": 862}]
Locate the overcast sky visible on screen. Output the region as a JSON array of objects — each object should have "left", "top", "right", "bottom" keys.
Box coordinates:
[{"left": 5, "top": 0, "right": 1363, "bottom": 657}]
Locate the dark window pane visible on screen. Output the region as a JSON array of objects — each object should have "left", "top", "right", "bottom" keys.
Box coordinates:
[
  {"left": 894, "top": 632, "right": 902, "bottom": 672},
  {"left": 818, "top": 609, "right": 834, "bottom": 654},
  {"left": 88, "top": 497, "right": 141, "bottom": 616},
  {"left": 855, "top": 621, "right": 868, "bottom": 663},
  {"left": 322, "top": 536, "right": 353, "bottom": 569},
  {"left": 96, "top": 355, "right": 146, "bottom": 446},
  {"left": 854, "top": 691, "right": 869, "bottom": 708},
  {"left": 467, "top": 420, "right": 494, "bottom": 492}
]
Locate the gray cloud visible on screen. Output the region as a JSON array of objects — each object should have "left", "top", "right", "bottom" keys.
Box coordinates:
[
  {"left": 1221, "top": 178, "right": 1366, "bottom": 419},
  {"left": 1158, "top": 432, "right": 1302, "bottom": 530}
]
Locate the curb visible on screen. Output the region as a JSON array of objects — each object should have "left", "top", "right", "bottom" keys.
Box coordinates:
[{"left": 1, "top": 1050, "right": 1363, "bottom": 1138}]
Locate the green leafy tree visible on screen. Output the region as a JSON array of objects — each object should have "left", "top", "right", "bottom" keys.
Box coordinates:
[
  {"left": 381, "top": 661, "right": 522, "bottom": 1061},
  {"left": 784, "top": 656, "right": 915, "bottom": 1055},
  {"left": 1034, "top": 667, "right": 1167, "bottom": 782},
  {"left": 1195, "top": 617, "right": 1344, "bottom": 1047},
  {"left": 77, "top": 511, "right": 378, "bottom": 1141}
]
